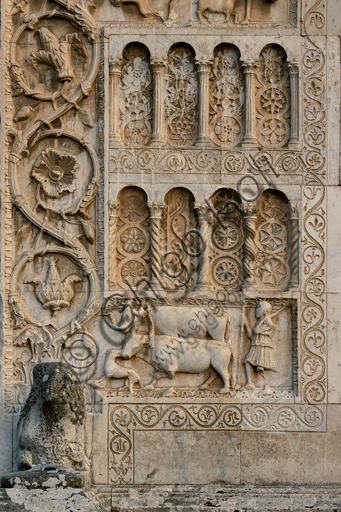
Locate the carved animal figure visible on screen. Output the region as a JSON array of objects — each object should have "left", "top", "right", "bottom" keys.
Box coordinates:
[
  {"left": 110, "top": 0, "right": 165, "bottom": 19},
  {"left": 197, "top": 0, "right": 278, "bottom": 24},
  {"left": 17, "top": 362, "right": 86, "bottom": 471},
  {"left": 99, "top": 302, "right": 236, "bottom": 393},
  {"left": 127, "top": 334, "right": 236, "bottom": 393}
]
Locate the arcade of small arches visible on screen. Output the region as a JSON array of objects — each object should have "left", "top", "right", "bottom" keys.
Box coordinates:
[
  {"left": 109, "top": 41, "right": 299, "bottom": 150},
  {"left": 108, "top": 185, "right": 299, "bottom": 293}
]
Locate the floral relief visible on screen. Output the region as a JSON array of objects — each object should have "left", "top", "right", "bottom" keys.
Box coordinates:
[
  {"left": 120, "top": 260, "right": 148, "bottom": 287},
  {"left": 31, "top": 149, "right": 77, "bottom": 198},
  {"left": 121, "top": 195, "right": 147, "bottom": 222},
  {"left": 165, "top": 46, "right": 198, "bottom": 146},
  {"left": 120, "top": 44, "right": 152, "bottom": 146},
  {"left": 113, "top": 187, "right": 151, "bottom": 289},
  {"left": 121, "top": 227, "right": 146, "bottom": 253},
  {"left": 255, "top": 46, "right": 291, "bottom": 148},
  {"left": 209, "top": 46, "right": 244, "bottom": 147},
  {"left": 255, "top": 192, "right": 290, "bottom": 289}
]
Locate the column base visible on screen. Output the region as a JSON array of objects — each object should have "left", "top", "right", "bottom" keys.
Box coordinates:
[
  {"left": 109, "top": 134, "right": 122, "bottom": 146},
  {"left": 241, "top": 136, "right": 258, "bottom": 149},
  {"left": 195, "top": 137, "right": 212, "bottom": 147},
  {"left": 149, "top": 136, "right": 166, "bottom": 147}
]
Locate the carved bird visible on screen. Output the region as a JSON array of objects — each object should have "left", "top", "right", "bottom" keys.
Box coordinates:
[
  {"left": 30, "top": 27, "right": 87, "bottom": 82},
  {"left": 24, "top": 257, "right": 82, "bottom": 314}
]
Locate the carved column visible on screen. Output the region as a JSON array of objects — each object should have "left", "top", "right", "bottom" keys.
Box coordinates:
[
  {"left": 288, "top": 61, "right": 299, "bottom": 146},
  {"left": 289, "top": 201, "right": 299, "bottom": 288},
  {"left": 150, "top": 57, "right": 167, "bottom": 146},
  {"left": 148, "top": 201, "right": 164, "bottom": 287},
  {"left": 195, "top": 203, "right": 211, "bottom": 290},
  {"left": 109, "top": 200, "right": 119, "bottom": 288},
  {"left": 242, "top": 202, "right": 258, "bottom": 289},
  {"left": 241, "top": 60, "right": 258, "bottom": 148},
  {"left": 195, "top": 58, "right": 213, "bottom": 146},
  {"left": 109, "top": 57, "right": 122, "bottom": 145}
]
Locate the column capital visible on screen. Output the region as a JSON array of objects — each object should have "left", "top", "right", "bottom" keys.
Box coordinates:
[
  {"left": 241, "top": 59, "right": 258, "bottom": 74},
  {"left": 148, "top": 201, "right": 164, "bottom": 218},
  {"left": 150, "top": 56, "right": 167, "bottom": 73},
  {"left": 194, "top": 202, "right": 210, "bottom": 219},
  {"left": 195, "top": 58, "right": 213, "bottom": 74},
  {"left": 242, "top": 201, "right": 258, "bottom": 217},
  {"left": 287, "top": 60, "right": 299, "bottom": 76},
  {"left": 289, "top": 201, "right": 300, "bottom": 218},
  {"left": 109, "top": 56, "right": 122, "bottom": 75}
]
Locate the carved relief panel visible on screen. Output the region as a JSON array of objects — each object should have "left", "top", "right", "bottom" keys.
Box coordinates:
[
  {"left": 113, "top": 187, "right": 151, "bottom": 289},
  {"left": 120, "top": 44, "right": 153, "bottom": 146},
  {"left": 255, "top": 45, "right": 291, "bottom": 148},
  {"left": 208, "top": 189, "right": 245, "bottom": 290},
  {"left": 209, "top": 45, "right": 245, "bottom": 148},
  {"left": 165, "top": 45, "right": 199, "bottom": 146}
]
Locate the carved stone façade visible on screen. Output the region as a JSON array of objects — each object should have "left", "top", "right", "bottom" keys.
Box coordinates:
[{"left": 1, "top": 0, "right": 333, "bottom": 493}]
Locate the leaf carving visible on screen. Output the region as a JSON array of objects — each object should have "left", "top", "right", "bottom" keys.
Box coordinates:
[{"left": 77, "top": 107, "right": 94, "bottom": 127}]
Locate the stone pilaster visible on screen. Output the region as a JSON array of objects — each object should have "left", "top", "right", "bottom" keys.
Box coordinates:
[
  {"left": 241, "top": 60, "right": 258, "bottom": 148},
  {"left": 289, "top": 201, "right": 299, "bottom": 288},
  {"left": 242, "top": 202, "right": 258, "bottom": 289},
  {"left": 195, "top": 58, "right": 213, "bottom": 146},
  {"left": 109, "top": 57, "right": 122, "bottom": 145},
  {"left": 148, "top": 201, "right": 164, "bottom": 287},
  {"left": 288, "top": 60, "right": 300, "bottom": 146},
  {"left": 194, "top": 203, "right": 211, "bottom": 290},
  {"left": 150, "top": 57, "right": 167, "bottom": 146}
]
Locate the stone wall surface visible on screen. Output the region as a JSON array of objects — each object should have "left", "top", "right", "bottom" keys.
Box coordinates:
[{"left": 1, "top": 0, "right": 341, "bottom": 509}]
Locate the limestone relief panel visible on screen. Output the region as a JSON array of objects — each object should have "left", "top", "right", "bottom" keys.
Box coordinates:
[
  {"left": 209, "top": 45, "right": 245, "bottom": 148},
  {"left": 165, "top": 45, "right": 199, "bottom": 146},
  {"left": 120, "top": 44, "right": 153, "bottom": 146},
  {"left": 111, "top": 187, "right": 151, "bottom": 290},
  {"left": 108, "top": 0, "right": 296, "bottom": 26},
  {"left": 255, "top": 45, "right": 291, "bottom": 148}
]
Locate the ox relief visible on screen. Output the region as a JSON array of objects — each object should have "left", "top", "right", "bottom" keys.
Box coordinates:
[
  {"left": 109, "top": 0, "right": 284, "bottom": 25},
  {"left": 97, "top": 295, "right": 296, "bottom": 398}
]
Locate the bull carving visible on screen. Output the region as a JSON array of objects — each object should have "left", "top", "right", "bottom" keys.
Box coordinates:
[
  {"left": 110, "top": 0, "right": 279, "bottom": 24},
  {"left": 95, "top": 299, "right": 236, "bottom": 394}
]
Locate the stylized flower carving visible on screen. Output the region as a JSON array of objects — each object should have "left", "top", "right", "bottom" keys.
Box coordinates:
[
  {"left": 213, "top": 222, "right": 239, "bottom": 250},
  {"left": 124, "top": 120, "right": 148, "bottom": 145},
  {"left": 260, "top": 118, "right": 287, "bottom": 146},
  {"left": 121, "top": 196, "right": 146, "bottom": 222},
  {"left": 32, "top": 149, "right": 77, "bottom": 198},
  {"left": 121, "top": 228, "right": 146, "bottom": 253},
  {"left": 121, "top": 260, "right": 147, "bottom": 287},
  {"left": 215, "top": 117, "right": 241, "bottom": 143},
  {"left": 24, "top": 257, "right": 82, "bottom": 315},
  {"left": 213, "top": 258, "right": 239, "bottom": 287}
]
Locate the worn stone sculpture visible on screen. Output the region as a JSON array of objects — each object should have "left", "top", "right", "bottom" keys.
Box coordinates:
[{"left": 17, "top": 362, "right": 86, "bottom": 471}]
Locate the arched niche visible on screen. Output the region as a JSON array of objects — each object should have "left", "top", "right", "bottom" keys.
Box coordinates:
[
  {"left": 255, "top": 44, "right": 291, "bottom": 148},
  {"left": 120, "top": 43, "right": 153, "bottom": 146},
  {"left": 210, "top": 44, "right": 245, "bottom": 148},
  {"left": 114, "top": 186, "right": 151, "bottom": 290},
  {"left": 165, "top": 43, "right": 199, "bottom": 147}
]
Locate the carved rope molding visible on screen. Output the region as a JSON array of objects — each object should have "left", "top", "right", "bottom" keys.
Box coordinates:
[{"left": 5, "top": 0, "right": 101, "bottom": 412}]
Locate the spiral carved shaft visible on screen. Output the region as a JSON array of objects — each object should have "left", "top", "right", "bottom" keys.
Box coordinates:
[
  {"left": 289, "top": 212, "right": 299, "bottom": 288},
  {"left": 149, "top": 202, "right": 163, "bottom": 286},
  {"left": 243, "top": 210, "right": 257, "bottom": 288},
  {"left": 195, "top": 204, "right": 210, "bottom": 288},
  {"left": 109, "top": 202, "right": 119, "bottom": 286}
]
